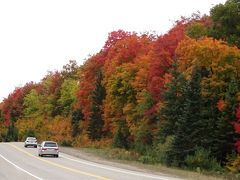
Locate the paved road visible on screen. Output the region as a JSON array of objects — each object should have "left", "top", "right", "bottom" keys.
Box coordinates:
[{"left": 0, "top": 142, "right": 184, "bottom": 180}]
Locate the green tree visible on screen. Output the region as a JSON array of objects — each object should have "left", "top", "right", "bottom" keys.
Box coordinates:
[
  {"left": 87, "top": 72, "right": 106, "bottom": 140},
  {"left": 171, "top": 66, "right": 203, "bottom": 166},
  {"left": 186, "top": 22, "right": 208, "bottom": 39},
  {"left": 112, "top": 119, "right": 130, "bottom": 149},
  {"left": 58, "top": 79, "right": 78, "bottom": 116},
  {"left": 0, "top": 109, "right": 3, "bottom": 122},
  {"left": 6, "top": 122, "right": 18, "bottom": 142},
  {"left": 23, "top": 89, "right": 42, "bottom": 117},
  {"left": 200, "top": 96, "right": 219, "bottom": 154},
  {"left": 213, "top": 77, "right": 239, "bottom": 162},
  {"left": 71, "top": 109, "right": 84, "bottom": 137},
  {"left": 210, "top": 0, "right": 240, "bottom": 47},
  {"left": 159, "top": 58, "right": 186, "bottom": 141},
  {"left": 200, "top": 77, "right": 239, "bottom": 163},
  {"left": 24, "top": 129, "right": 36, "bottom": 139}
]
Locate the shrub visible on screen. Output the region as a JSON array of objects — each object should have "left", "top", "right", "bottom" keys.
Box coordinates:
[
  {"left": 134, "top": 121, "right": 153, "bottom": 154},
  {"left": 112, "top": 120, "right": 130, "bottom": 149},
  {"left": 107, "top": 148, "right": 139, "bottom": 161},
  {"left": 185, "top": 147, "right": 222, "bottom": 171},
  {"left": 154, "top": 135, "right": 175, "bottom": 165},
  {"left": 113, "top": 129, "right": 126, "bottom": 148},
  {"left": 138, "top": 155, "right": 156, "bottom": 164},
  {"left": 134, "top": 143, "right": 149, "bottom": 155},
  {"left": 226, "top": 153, "right": 240, "bottom": 173},
  {"left": 61, "top": 140, "right": 72, "bottom": 147}
]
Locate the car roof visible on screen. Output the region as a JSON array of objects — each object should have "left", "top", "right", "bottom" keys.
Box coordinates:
[{"left": 42, "top": 141, "right": 57, "bottom": 143}]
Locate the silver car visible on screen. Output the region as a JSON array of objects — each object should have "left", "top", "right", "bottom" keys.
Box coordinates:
[
  {"left": 38, "top": 141, "right": 59, "bottom": 157},
  {"left": 24, "top": 137, "right": 37, "bottom": 148}
]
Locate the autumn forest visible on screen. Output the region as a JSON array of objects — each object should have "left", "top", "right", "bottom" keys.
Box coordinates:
[{"left": 1, "top": 0, "right": 240, "bottom": 173}]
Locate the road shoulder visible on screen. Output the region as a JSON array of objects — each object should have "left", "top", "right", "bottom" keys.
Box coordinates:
[{"left": 59, "top": 146, "right": 226, "bottom": 180}]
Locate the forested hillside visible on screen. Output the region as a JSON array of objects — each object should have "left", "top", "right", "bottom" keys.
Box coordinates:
[{"left": 1, "top": 0, "right": 240, "bottom": 172}]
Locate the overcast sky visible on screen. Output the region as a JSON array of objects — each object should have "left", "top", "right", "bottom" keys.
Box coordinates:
[{"left": 0, "top": 0, "right": 226, "bottom": 101}]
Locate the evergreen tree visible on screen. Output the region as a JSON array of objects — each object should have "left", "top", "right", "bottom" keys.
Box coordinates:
[
  {"left": 199, "top": 77, "right": 239, "bottom": 163},
  {"left": 71, "top": 109, "right": 84, "bottom": 137},
  {"left": 200, "top": 96, "right": 219, "bottom": 152},
  {"left": 6, "top": 121, "right": 18, "bottom": 142},
  {"left": 0, "top": 109, "right": 3, "bottom": 121},
  {"left": 87, "top": 71, "right": 106, "bottom": 140},
  {"left": 171, "top": 66, "right": 203, "bottom": 166},
  {"left": 213, "top": 77, "right": 239, "bottom": 162},
  {"left": 159, "top": 58, "right": 186, "bottom": 141},
  {"left": 24, "top": 129, "right": 35, "bottom": 138},
  {"left": 112, "top": 119, "right": 130, "bottom": 149}
]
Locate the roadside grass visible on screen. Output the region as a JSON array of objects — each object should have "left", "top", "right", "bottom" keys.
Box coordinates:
[{"left": 60, "top": 146, "right": 240, "bottom": 180}]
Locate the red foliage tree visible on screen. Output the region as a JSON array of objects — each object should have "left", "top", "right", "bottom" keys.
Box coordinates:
[
  {"left": 75, "top": 54, "right": 104, "bottom": 123},
  {"left": 103, "top": 30, "right": 131, "bottom": 52},
  {"left": 1, "top": 82, "right": 36, "bottom": 126},
  {"left": 147, "top": 20, "right": 187, "bottom": 105}
]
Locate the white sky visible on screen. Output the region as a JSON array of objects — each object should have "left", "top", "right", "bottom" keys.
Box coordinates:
[{"left": 0, "top": 0, "right": 226, "bottom": 101}]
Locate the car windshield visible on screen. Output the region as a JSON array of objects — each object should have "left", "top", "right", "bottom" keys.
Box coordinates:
[{"left": 44, "top": 142, "right": 57, "bottom": 147}]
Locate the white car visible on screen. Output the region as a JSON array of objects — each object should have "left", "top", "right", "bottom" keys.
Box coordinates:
[
  {"left": 24, "top": 137, "right": 37, "bottom": 148},
  {"left": 38, "top": 141, "right": 59, "bottom": 157}
]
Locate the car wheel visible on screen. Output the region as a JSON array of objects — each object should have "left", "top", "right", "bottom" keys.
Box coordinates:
[
  {"left": 55, "top": 155, "right": 59, "bottom": 158},
  {"left": 34, "top": 145, "right": 37, "bottom": 148}
]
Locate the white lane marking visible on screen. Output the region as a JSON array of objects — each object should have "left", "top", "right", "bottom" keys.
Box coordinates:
[
  {"left": 0, "top": 153, "right": 43, "bottom": 180},
  {"left": 61, "top": 154, "right": 183, "bottom": 180}
]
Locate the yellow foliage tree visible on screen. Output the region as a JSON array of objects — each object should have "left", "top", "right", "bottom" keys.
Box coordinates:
[{"left": 176, "top": 37, "right": 240, "bottom": 98}]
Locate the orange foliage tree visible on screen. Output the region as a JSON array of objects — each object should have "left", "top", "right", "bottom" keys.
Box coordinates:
[{"left": 102, "top": 33, "right": 153, "bottom": 137}]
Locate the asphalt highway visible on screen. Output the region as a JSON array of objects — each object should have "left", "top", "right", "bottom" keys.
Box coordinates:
[{"left": 0, "top": 142, "right": 184, "bottom": 180}]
